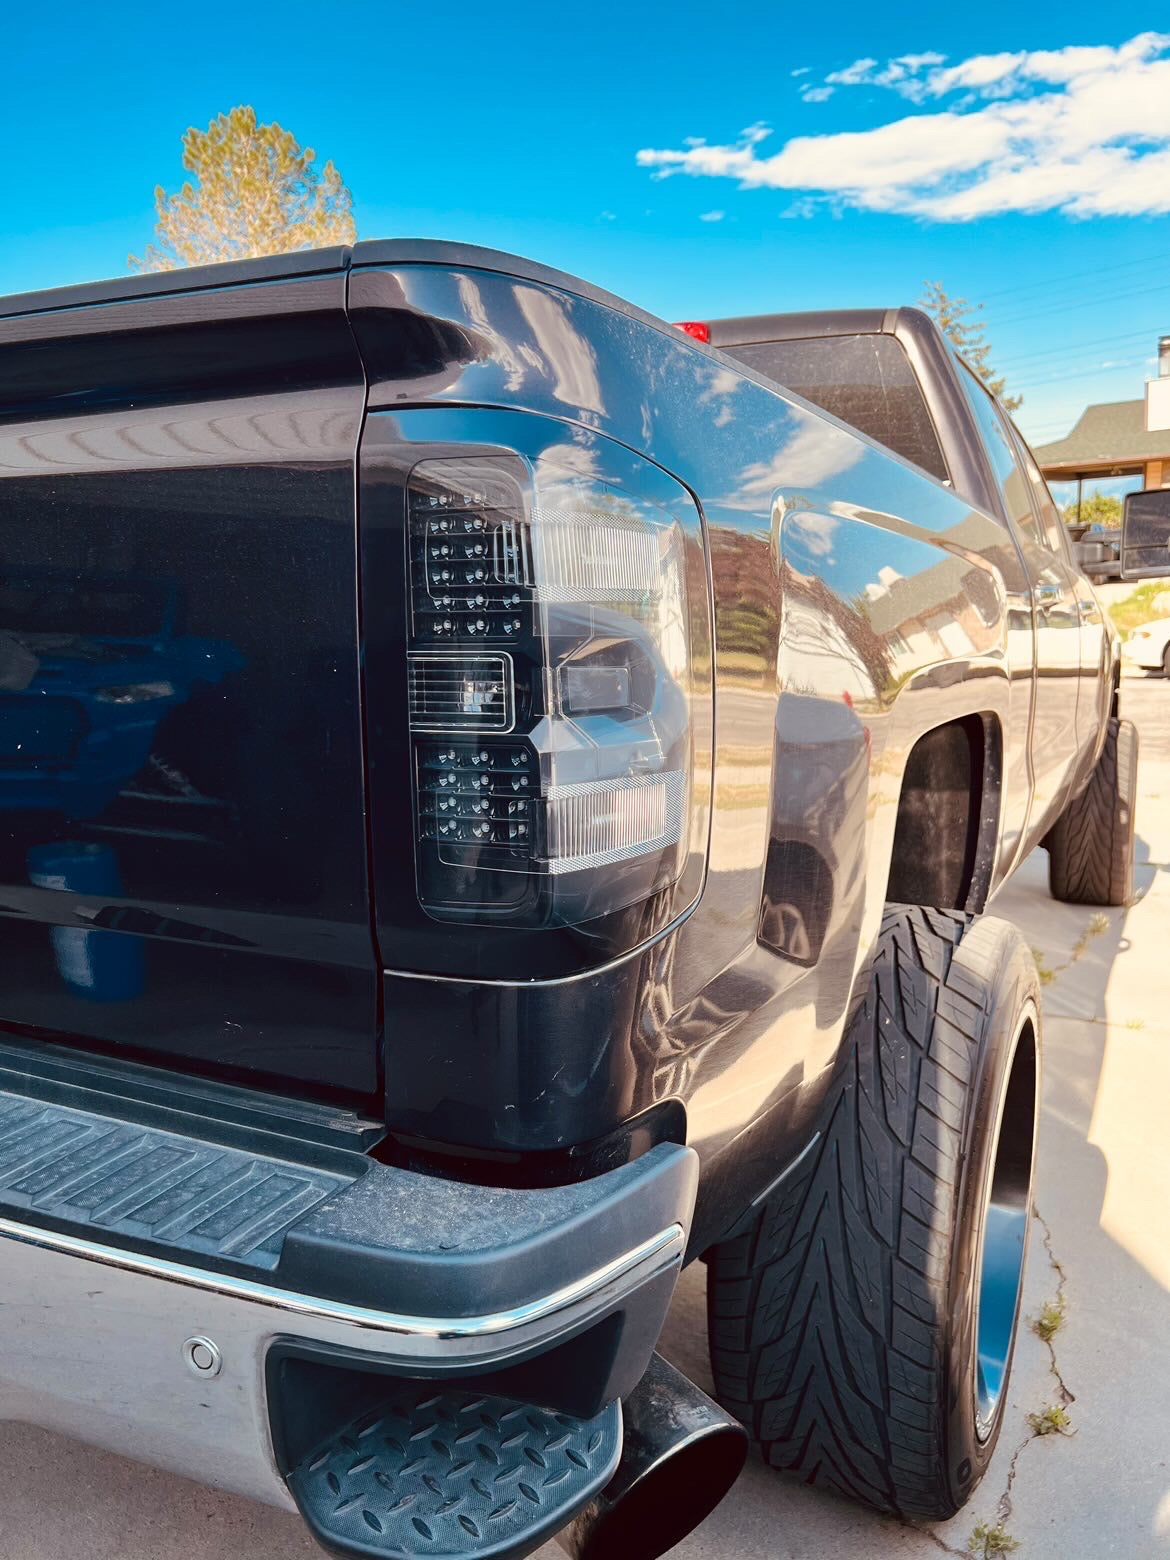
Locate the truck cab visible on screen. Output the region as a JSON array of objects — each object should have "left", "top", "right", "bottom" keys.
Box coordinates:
[{"left": 706, "top": 306, "right": 1116, "bottom": 882}]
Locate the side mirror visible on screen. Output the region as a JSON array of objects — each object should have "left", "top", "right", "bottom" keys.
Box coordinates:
[
  {"left": 1121, "top": 489, "right": 1170, "bottom": 579},
  {"left": 1075, "top": 537, "right": 1110, "bottom": 570}
]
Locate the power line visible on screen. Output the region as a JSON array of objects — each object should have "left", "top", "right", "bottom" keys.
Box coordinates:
[
  {"left": 1004, "top": 328, "right": 1159, "bottom": 370},
  {"left": 993, "top": 280, "right": 1170, "bottom": 329},
  {"left": 1018, "top": 356, "right": 1152, "bottom": 390},
  {"left": 979, "top": 250, "right": 1170, "bottom": 303},
  {"left": 1025, "top": 416, "right": 1086, "bottom": 433}
]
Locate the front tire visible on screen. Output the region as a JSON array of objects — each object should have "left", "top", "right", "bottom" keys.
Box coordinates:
[
  {"left": 706, "top": 907, "right": 1040, "bottom": 1520},
  {"left": 1047, "top": 716, "right": 1137, "bottom": 906}
]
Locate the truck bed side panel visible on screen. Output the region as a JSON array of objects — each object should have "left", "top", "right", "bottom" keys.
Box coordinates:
[{"left": 348, "top": 259, "right": 1018, "bottom": 1244}]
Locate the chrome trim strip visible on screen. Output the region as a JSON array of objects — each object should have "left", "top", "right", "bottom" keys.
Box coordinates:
[{"left": 0, "top": 1214, "right": 684, "bottom": 1347}]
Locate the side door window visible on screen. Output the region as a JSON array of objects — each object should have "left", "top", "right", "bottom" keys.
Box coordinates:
[
  {"left": 957, "top": 365, "right": 1043, "bottom": 544},
  {"left": 1011, "top": 422, "right": 1104, "bottom": 753},
  {"left": 1009, "top": 429, "right": 1072, "bottom": 555},
  {"left": 957, "top": 363, "right": 1081, "bottom": 831}
]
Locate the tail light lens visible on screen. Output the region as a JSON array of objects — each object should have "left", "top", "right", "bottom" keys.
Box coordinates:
[{"left": 406, "top": 447, "right": 705, "bottom": 930}]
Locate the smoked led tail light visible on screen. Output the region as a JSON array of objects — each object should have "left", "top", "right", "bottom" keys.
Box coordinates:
[{"left": 406, "top": 449, "right": 704, "bottom": 929}]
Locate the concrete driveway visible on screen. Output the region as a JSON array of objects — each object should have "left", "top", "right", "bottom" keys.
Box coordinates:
[{"left": 4, "top": 674, "right": 1170, "bottom": 1560}]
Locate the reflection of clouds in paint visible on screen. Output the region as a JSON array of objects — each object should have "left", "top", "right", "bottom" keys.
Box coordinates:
[
  {"left": 718, "top": 409, "right": 865, "bottom": 510},
  {"left": 696, "top": 363, "right": 746, "bottom": 432},
  {"left": 787, "top": 510, "right": 838, "bottom": 557},
  {"left": 457, "top": 274, "right": 529, "bottom": 392},
  {"left": 513, "top": 286, "right": 605, "bottom": 415},
  {"left": 532, "top": 432, "right": 607, "bottom": 485},
  {"left": 699, "top": 366, "right": 743, "bottom": 405}
]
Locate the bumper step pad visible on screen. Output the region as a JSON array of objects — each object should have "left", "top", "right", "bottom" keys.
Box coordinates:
[{"left": 289, "top": 1385, "right": 621, "bottom": 1560}]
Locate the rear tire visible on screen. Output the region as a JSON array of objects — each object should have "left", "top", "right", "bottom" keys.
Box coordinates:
[
  {"left": 1047, "top": 716, "right": 1137, "bottom": 906},
  {"left": 706, "top": 907, "right": 1040, "bottom": 1520},
  {"left": 1162, "top": 643, "right": 1170, "bottom": 679}
]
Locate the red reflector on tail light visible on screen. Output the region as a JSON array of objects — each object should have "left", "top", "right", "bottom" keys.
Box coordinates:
[{"left": 674, "top": 321, "right": 710, "bottom": 343}]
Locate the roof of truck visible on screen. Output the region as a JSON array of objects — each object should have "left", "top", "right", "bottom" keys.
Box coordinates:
[{"left": 704, "top": 308, "right": 933, "bottom": 348}]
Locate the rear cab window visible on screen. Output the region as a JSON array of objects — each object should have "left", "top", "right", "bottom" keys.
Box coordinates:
[{"left": 720, "top": 332, "right": 950, "bottom": 484}]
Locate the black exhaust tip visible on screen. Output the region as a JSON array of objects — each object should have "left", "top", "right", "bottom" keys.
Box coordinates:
[{"left": 558, "top": 1353, "right": 748, "bottom": 1560}]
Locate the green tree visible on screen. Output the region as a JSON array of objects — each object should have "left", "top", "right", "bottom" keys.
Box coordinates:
[
  {"left": 919, "top": 280, "right": 1022, "bottom": 413},
  {"left": 130, "top": 107, "right": 356, "bottom": 273},
  {"left": 1062, "top": 492, "right": 1123, "bottom": 529}
]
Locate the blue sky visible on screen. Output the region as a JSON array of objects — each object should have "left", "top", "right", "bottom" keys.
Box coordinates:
[{"left": 4, "top": 2, "right": 1169, "bottom": 451}]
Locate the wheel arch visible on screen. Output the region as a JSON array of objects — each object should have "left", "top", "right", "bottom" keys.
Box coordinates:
[{"left": 885, "top": 712, "right": 1002, "bottom": 913}]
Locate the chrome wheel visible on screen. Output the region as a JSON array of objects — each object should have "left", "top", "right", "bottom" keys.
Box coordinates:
[{"left": 973, "top": 1011, "right": 1038, "bottom": 1441}]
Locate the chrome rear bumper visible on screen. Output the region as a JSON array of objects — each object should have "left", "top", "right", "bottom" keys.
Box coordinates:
[{"left": 0, "top": 1079, "right": 695, "bottom": 1511}]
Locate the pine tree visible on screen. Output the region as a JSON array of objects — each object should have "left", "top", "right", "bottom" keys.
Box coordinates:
[
  {"left": 919, "top": 280, "right": 1021, "bottom": 413},
  {"left": 130, "top": 107, "right": 356, "bottom": 273}
]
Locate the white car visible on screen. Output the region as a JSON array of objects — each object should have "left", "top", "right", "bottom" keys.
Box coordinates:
[{"left": 1122, "top": 617, "right": 1170, "bottom": 676}]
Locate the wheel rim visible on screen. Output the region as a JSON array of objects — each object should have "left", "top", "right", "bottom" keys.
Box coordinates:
[{"left": 973, "top": 1012, "right": 1037, "bottom": 1442}]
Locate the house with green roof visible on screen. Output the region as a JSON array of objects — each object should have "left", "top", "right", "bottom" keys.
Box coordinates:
[{"left": 1035, "top": 338, "right": 1170, "bottom": 505}]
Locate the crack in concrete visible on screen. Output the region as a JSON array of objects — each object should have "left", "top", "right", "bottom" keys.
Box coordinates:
[
  {"left": 954, "top": 1198, "right": 1079, "bottom": 1541},
  {"left": 995, "top": 1427, "right": 1034, "bottom": 1527},
  {"left": 1032, "top": 1205, "right": 1075, "bottom": 1407},
  {"left": 975, "top": 1203, "right": 1076, "bottom": 1541},
  {"left": 912, "top": 1523, "right": 970, "bottom": 1558}
]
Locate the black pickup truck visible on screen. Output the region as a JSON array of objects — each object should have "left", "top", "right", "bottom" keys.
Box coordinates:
[{"left": 0, "top": 245, "right": 1141, "bottom": 1560}]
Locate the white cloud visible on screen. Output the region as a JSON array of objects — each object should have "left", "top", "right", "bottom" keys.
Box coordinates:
[
  {"left": 825, "top": 57, "right": 878, "bottom": 86},
  {"left": 699, "top": 209, "right": 725, "bottom": 222},
  {"left": 800, "top": 86, "right": 835, "bottom": 104},
  {"left": 635, "top": 32, "right": 1170, "bottom": 220}
]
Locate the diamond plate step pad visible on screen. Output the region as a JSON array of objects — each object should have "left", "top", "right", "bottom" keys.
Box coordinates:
[
  {"left": 0, "top": 1090, "right": 351, "bottom": 1269},
  {"left": 289, "top": 1386, "right": 622, "bottom": 1560}
]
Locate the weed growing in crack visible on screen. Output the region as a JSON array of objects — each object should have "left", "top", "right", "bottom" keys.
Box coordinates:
[
  {"left": 1070, "top": 912, "right": 1109, "bottom": 962},
  {"left": 1126, "top": 1018, "right": 1146, "bottom": 1030},
  {"left": 968, "top": 1521, "right": 1019, "bottom": 1557},
  {"left": 1030, "top": 948, "right": 1056, "bottom": 986},
  {"left": 1026, "top": 1404, "right": 1073, "bottom": 1436},
  {"left": 1030, "top": 1296, "right": 1066, "bottom": 1344}
]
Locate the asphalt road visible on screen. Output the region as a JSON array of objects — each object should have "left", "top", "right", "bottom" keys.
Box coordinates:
[{"left": 4, "top": 671, "right": 1170, "bottom": 1560}]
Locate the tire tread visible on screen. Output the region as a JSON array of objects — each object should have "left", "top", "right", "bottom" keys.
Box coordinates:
[
  {"left": 706, "top": 906, "right": 1005, "bottom": 1519},
  {"left": 1048, "top": 716, "right": 1137, "bottom": 906}
]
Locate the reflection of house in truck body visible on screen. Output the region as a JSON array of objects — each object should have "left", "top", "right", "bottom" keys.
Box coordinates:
[
  {"left": 1036, "top": 335, "right": 1170, "bottom": 503},
  {"left": 863, "top": 554, "right": 999, "bottom": 672}
]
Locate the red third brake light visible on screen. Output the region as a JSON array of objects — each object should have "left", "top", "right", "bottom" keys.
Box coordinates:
[{"left": 674, "top": 321, "right": 710, "bottom": 343}]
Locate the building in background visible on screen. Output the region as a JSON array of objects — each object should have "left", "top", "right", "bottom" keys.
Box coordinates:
[
  {"left": 1148, "top": 336, "right": 1170, "bottom": 437},
  {"left": 1036, "top": 336, "right": 1170, "bottom": 519}
]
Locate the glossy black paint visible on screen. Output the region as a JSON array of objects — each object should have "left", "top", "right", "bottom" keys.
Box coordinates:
[
  {"left": 344, "top": 249, "right": 1108, "bottom": 1250},
  {"left": 0, "top": 243, "right": 1115, "bottom": 1258},
  {"left": 0, "top": 270, "right": 379, "bottom": 1098}
]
